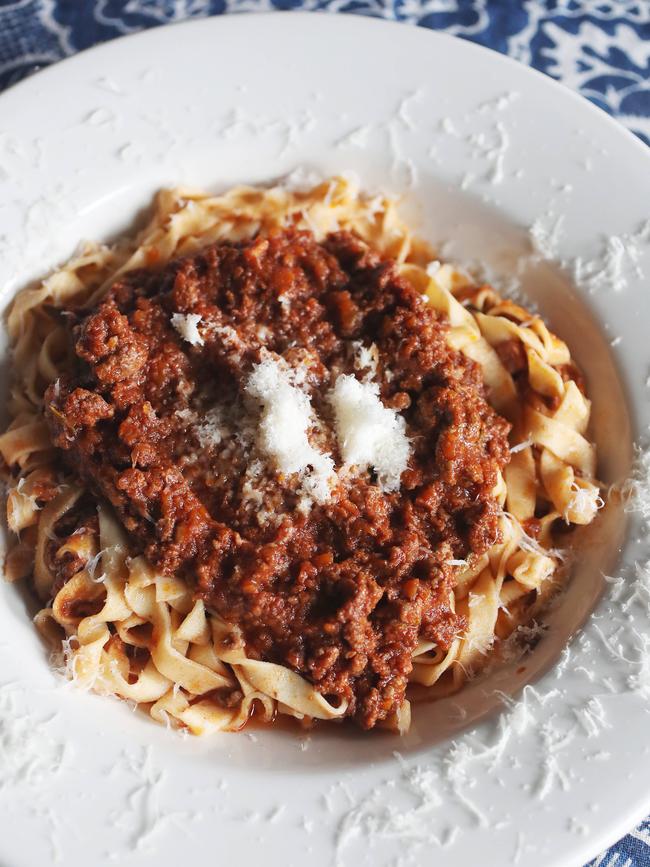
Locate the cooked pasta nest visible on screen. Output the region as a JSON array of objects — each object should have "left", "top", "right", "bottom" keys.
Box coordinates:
[{"left": 0, "top": 176, "right": 602, "bottom": 735}]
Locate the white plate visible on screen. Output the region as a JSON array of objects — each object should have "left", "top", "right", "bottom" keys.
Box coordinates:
[{"left": 0, "top": 13, "right": 649, "bottom": 867}]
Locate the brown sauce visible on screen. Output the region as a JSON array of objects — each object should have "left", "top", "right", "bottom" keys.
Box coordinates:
[{"left": 45, "top": 229, "right": 511, "bottom": 729}]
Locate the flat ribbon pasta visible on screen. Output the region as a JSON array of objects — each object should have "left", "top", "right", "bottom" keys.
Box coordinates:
[{"left": 1, "top": 176, "right": 601, "bottom": 735}]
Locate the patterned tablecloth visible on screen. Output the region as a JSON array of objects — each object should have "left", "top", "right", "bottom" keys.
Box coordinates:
[{"left": 0, "top": 2, "right": 648, "bottom": 865}]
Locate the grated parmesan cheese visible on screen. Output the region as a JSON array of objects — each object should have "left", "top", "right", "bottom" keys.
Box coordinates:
[
  {"left": 335, "top": 125, "right": 372, "bottom": 149},
  {"left": 510, "top": 438, "right": 533, "bottom": 454},
  {"left": 530, "top": 211, "right": 565, "bottom": 260},
  {"left": 570, "top": 218, "right": 650, "bottom": 294},
  {"left": 329, "top": 374, "right": 411, "bottom": 493},
  {"left": 245, "top": 357, "right": 335, "bottom": 504},
  {"left": 396, "top": 89, "right": 422, "bottom": 131},
  {"left": 194, "top": 405, "right": 229, "bottom": 450},
  {"left": 175, "top": 408, "right": 196, "bottom": 425},
  {"left": 85, "top": 549, "right": 106, "bottom": 584},
  {"left": 620, "top": 442, "right": 650, "bottom": 528},
  {"left": 171, "top": 313, "right": 204, "bottom": 347},
  {"left": 440, "top": 117, "right": 459, "bottom": 136},
  {"left": 564, "top": 483, "right": 604, "bottom": 522},
  {"left": 505, "top": 511, "right": 567, "bottom": 563},
  {"left": 351, "top": 340, "right": 379, "bottom": 380}
]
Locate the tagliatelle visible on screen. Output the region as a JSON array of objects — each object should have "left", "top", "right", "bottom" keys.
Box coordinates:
[{"left": 0, "top": 176, "right": 601, "bottom": 734}]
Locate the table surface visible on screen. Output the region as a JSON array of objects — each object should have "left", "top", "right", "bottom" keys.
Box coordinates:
[{"left": 0, "top": 2, "right": 648, "bottom": 866}]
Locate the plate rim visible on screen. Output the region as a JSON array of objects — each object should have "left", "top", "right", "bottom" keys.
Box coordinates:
[{"left": 4, "top": 10, "right": 649, "bottom": 165}]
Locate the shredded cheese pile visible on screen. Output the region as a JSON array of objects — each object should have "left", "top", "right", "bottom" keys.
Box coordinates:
[
  {"left": 329, "top": 374, "right": 411, "bottom": 493},
  {"left": 245, "top": 357, "right": 336, "bottom": 504}
]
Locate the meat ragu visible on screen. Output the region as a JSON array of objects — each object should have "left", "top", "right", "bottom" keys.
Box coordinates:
[{"left": 45, "top": 229, "right": 511, "bottom": 729}]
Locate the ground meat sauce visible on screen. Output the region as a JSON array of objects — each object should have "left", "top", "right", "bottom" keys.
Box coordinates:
[{"left": 45, "top": 229, "right": 511, "bottom": 729}]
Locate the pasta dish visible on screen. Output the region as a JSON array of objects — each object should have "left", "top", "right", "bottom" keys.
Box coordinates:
[{"left": 0, "top": 177, "right": 602, "bottom": 734}]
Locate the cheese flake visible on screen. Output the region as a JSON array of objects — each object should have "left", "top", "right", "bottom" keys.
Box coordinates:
[
  {"left": 171, "top": 312, "right": 204, "bottom": 347},
  {"left": 195, "top": 405, "right": 229, "bottom": 450},
  {"left": 351, "top": 340, "right": 379, "bottom": 379},
  {"left": 329, "top": 374, "right": 411, "bottom": 493}
]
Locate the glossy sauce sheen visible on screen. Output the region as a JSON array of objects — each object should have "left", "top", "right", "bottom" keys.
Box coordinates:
[{"left": 46, "top": 230, "right": 511, "bottom": 729}]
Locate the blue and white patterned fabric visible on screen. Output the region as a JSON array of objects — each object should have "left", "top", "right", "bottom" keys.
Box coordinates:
[{"left": 0, "top": 2, "right": 648, "bottom": 865}]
